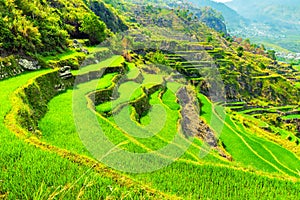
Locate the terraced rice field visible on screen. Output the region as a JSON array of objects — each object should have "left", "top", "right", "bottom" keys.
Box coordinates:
[
  {"left": 0, "top": 69, "right": 164, "bottom": 199},
  {"left": 19, "top": 55, "right": 298, "bottom": 198},
  {"left": 199, "top": 95, "right": 300, "bottom": 176},
  {"left": 1, "top": 45, "right": 299, "bottom": 198},
  {"left": 2, "top": 1, "right": 300, "bottom": 199}
]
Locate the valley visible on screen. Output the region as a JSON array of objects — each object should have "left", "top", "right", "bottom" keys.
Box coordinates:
[{"left": 0, "top": 0, "right": 299, "bottom": 199}]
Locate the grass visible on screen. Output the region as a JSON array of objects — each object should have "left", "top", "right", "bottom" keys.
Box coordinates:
[
  {"left": 293, "top": 65, "right": 300, "bottom": 71},
  {"left": 7, "top": 59, "right": 300, "bottom": 198},
  {"left": 39, "top": 88, "right": 92, "bottom": 156},
  {"left": 281, "top": 114, "right": 300, "bottom": 120},
  {"left": 86, "top": 46, "right": 108, "bottom": 54},
  {"left": 96, "top": 70, "right": 165, "bottom": 114},
  {"left": 40, "top": 79, "right": 147, "bottom": 154},
  {"left": 233, "top": 105, "right": 299, "bottom": 142},
  {"left": 126, "top": 64, "right": 141, "bottom": 80},
  {"left": 143, "top": 74, "right": 165, "bottom": 85},
  {"left": 75, "top": 55, "right": 124, "bottom": 75},
  {"left": 96, "top": 73, "right": 118, "bottom": 90},
  {"left": 161, "top": 89, "right": 180, "bottom": 110},
  {"left": 132, "top": 161, "right": 300, "bottom": 199},
  {"left": 269, "top": 126, "right": 298, "bottom": 141},
  {"left": 239, "top": 113, "right": 269, "bottom": 128},
  {"left": 96, "top": 81, "right": 143, "bottom": 113},
  {"left": 198, "top": 93, "right": 300, "bottom": 177},
  {"left": 235, "top": 123, "right": 299, "bottom": 176},
  {"left": 0, "top": 70, "right": 161, "bottom": 199},
  {"left": 108, "top": 90, "right": 180, "bottom": 152},
  {"left": 39, "top": 73, "right": 223, "bottom": 165},
  {"left": 41, "top": 50, "right": 85, "bottom": 63},
  {"left": 41, "top": 46, "right": 108, "bottom": 63}
]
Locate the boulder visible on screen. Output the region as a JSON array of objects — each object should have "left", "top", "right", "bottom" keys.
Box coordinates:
[
  {"left": 18, "top": 59, "right": 41, "bottom": 71},
  {"left": 81, "top": 48, "right": 90, "bottom": 55},
  {"left": 59, "top": 66, "right": 73, "bottom": 79}
]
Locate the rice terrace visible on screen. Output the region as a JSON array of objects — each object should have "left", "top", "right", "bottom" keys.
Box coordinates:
[{"left": 0, "top": 0, "right": 299, "bottom": 199}]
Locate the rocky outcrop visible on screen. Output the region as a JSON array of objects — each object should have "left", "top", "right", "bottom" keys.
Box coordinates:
[
  {"left": 18, "top": 59, "right": 41, "bottom": 71},
  {"left": 59, "top": 66, "right": 73, "bottom": 80},
  {"left": 176, "top": 86, "right": 232, "bottom": 160},
  {"left": 177, "top": 86, "right": 218, "bottom": 147},
  {"left": 197, "top": 13, "right": 227, "bottom": 34},
  {"left": 72, "top": 40, "right": 89, "bottom": 55},
  {"left": 0, "top": 56, "right": 41, "bottom": 80},
  {"left": 0, "top": 56, "right": 24, "bottom": 80}
]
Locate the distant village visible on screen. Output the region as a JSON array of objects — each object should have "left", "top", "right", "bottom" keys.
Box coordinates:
[{"left": 275, "top": 52, "right": 300, "bottom": 61}]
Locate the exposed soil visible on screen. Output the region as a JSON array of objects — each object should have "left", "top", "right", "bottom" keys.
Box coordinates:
[
  {"left": 176, "top": 86, "right": 233, "bottom": 160},
  {"left": 177, "top": 86, "right": 217, "bottom": 147}
]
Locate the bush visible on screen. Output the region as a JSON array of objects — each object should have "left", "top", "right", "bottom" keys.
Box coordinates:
[
  {"left": 237, "top": 46, "right": 244, "bottom": 57},
  {"left": 79, "top": 14, "right": 107, "bottom": 45}
]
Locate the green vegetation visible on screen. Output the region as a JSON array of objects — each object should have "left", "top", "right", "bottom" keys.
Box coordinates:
[
  {"left": 0, "top": 0, "right": 126, "bottom": 55},
  {"left": 1, "top": 0, "right": 300, "bottom": 199},
  {"left": 237, "top": 46, "right": 244, "bottom": 57},
  {"left": 35, "top": 61, "right": 300, "bottom": 199},
  {"left": 225, "top": 0, "right": 300, "bottom": 52},
  {"left": 162, "top": 89, "right": 181, "bottom": 110},
  {"left": 133, "top": 162, "right": 300, "bottom": 199},
  {"left": 293, "top": 65, "right": 300, "bottom": 71},
  {"left": 89, "top": 0, "right": 128, "bottom": 33},
  {"left": 0, "top": 70, "right": 164, "bottom": 199},
  {"left": 79, "top": 14, "right": 107, "bottom": 45},
  {"left": 96, "top": 81, "right": 142, "bottom": 113},
  {"left": 198, "top": 94, "right": 300, "bottom": 176},
  {"left": 76, "top": 55, "right": 124, "bottom": 75}
]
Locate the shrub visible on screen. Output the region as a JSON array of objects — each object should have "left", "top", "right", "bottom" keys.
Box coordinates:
[{"left": 79, "top": 14, "right": 107, "bottom": 45}]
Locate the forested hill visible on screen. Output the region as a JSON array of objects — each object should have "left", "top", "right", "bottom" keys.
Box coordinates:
[
  {"left": 0, "top": 0, "right": 231, "bottom": 57},
  {"left": 187, "top": 0, "right": 249, "bottom": 30},
  {"left": 225, "top": 0, "right": 300, "bottom": 52},
  {"left": 226, "top": 0, "right": 300, "bottom": 23},
  {"left": 0, "top": 0, "right": 127, "bottom": 56}
]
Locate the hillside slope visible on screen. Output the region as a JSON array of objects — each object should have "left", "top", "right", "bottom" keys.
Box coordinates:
[
  {"left": 188, "top": 0, "right": 249, "bottom": 30},
  {"left": 0, "top": 0, "right": 299, "bottom": 199},
  {"left": 225, "top": 0, "right": 300, "bottom": 52},
  {"left": 0, "top": 0, "right": 127, "bottom": 56}
]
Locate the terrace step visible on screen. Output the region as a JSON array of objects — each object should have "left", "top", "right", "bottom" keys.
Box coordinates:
[{"left": 176, "top": 65, "right": 211, "bottom": 70}]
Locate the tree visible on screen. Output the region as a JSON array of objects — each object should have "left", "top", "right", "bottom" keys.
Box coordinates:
[
  {"left": 206, "top": 35, "right": 213, "bottom": 43},
  {"left": 237, "top": 46, "right": 244, "bottom": 57},
  {"left": 267, "top": 50, "right": 276, "bottom": 60},
  {"left": 79, "top": 14, "right": 107, "bottom": 45},
  {"left": 259, "top": 62, "right": 266, "bottom": 70}
]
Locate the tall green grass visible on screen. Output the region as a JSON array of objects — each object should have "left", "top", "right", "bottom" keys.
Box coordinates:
[
  {"left": 162, "top": 89, "right": 180, "bottom": 110},
  {"left": 132, "top": 161, "right": 300, "bottom": 199},
  {"left": 40, "top": 76, "right": 224, "bottom": 165},
  {"left": 35, "top": 64, "right": 300, "bottom": 198},
  {"left": 281, "top": 114, "right": 300, "bottom": 120},
  {"left": 110, "top": 90, "right": 179, "bottom": 151},
  {"left": 0, "top": 71, "right": 161, "bottom": 199},
  {"left": 96, "top": 81, "right": 143, "bottom": 113},
  {"left": 198, "top": 93, "right": 300, "bottom": 177},
  {"left": 76, "top": 55, "right": 124, "bottom": 75}
]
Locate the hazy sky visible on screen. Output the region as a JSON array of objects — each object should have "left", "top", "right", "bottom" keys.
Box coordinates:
[{"left": 212, "top": 0, "right": 232, "bottom": 2}]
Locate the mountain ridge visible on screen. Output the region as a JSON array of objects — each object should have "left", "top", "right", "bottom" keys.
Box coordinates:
[{"left": 0, "top": 0, "right": 299, "bottom": 199}]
